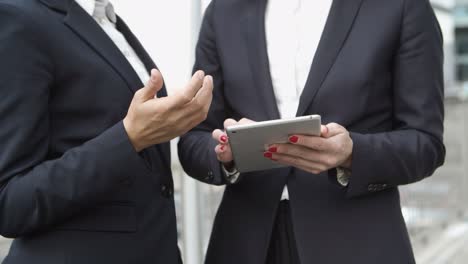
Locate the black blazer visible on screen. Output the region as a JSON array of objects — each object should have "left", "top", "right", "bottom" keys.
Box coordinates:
[
  {"left": 179, "top": 0, "right": 445, "bottom": 263},
  {"left": 0, "top": 0, "right": 180, "bottom": 263}
]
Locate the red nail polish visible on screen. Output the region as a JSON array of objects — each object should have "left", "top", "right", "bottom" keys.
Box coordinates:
[
  {"left": 289, "top": 136, "right": 299, "bottom": 143},
  {"left": 264, "top": 152, "right": 273, "bottom": 158},
  {"left": 220, "top": 135, "right": 227, "bottom": 143},
  {"left": 220, "top": 145, "right": 225, "bottom": 151},
  {"left": 268, "top": 147, "right": 277, "bottom": 153}
]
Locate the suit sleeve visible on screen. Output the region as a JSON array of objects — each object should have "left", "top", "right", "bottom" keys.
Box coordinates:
[
  {"left": 0, "top": 4, "right": 150, "bottom": 238},
  {"left": 178, "top": 1, "right": 232, "bottom": 186},
  {"left": 346, "top": 0, "right": 445, "bottom": 198}
]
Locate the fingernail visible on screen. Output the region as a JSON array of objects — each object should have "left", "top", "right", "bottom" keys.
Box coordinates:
[
  {"left": 220, "top": 135, "right": 227, "bottom": 143},
  {"left": 196, "top": 71, "right": 205, "bottom": 80},
  {"left": 220, "top": 145, "right": 225, "bottom": 151},
  {"left": 268, "top": 147, "right": 277, "bottom": 153},
  {"left": 289, "top": 136, "right": 299, "bottom": 143},
  {"left": 264, "top": 152, "right": 273, "bottom": 158}
]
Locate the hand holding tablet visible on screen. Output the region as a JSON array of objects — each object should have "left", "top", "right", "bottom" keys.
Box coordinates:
[
  {"left": 220, "top": 115, "right": 322, "bottom": 173},
  {"left": 213, "top": 115, "right": 353, "bottom": 175}
]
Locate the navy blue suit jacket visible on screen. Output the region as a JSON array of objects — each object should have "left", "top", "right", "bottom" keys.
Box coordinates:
[
  {"left": 179, "top": 0, "right": 445, "bottom": 263},
  {"left": 0, "top": 0, "right": 180, "bottom": 263}
]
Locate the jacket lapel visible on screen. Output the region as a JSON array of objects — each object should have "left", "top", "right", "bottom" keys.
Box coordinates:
[
  {"left": 62, "top": 1, "right": 143, "bottom": 94},
  {"left": 116, "top": 17, "right": 171, "bottom": 168},
  {"left": 39, "top": 0, "right": 171, "bottom": 170},
  {"left": 242, "top": 0, "right": 281, "bottom": 120},
  {"left": 296, "top": 0, "right": 364, "bottom": 116},
  {"left": 116, "top": 17, "right": 168, "bottom": 98}
]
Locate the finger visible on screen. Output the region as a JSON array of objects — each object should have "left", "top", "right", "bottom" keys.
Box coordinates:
[
  {"left": 238, "top": 118, "right": 255, "bottom": 124},
  {"left": 324, "top": 123, "right": 345, "bottom": 138},
  {"left": 215, "top": 144, "right": 224, "bottom": 155},
  {"left": 149, "top": 69, "right": 165, "bottom": 98},
  {"left": 193, "top": 75, "right": 214, "bottom": 110},
  {"left": 289, "top": 134, "right": 330, "bottom": 151},
  {"left": 215, "top": 144, "right": 234, "bottom": 163},
  {"left": 320, "top": 125, "right": 329, "bottom": 137},
  {"left": 224, "top": 118, "right": 238, "bottom": 130},
  {"left": 170, "top": 71, "right": 205, "bottom": 107},
  {"left": 135, "top": 69, "right": 164, "bottom": 103},
  {"left": 274, "top": 143, "right": 341, "bottom": 168},
  {"left": 212, "top": 129, "right": 228, "bottom": 143},
  {"left": 269, "top": 153, "right": 327, "bottom": 174},
  {"left": 215, "top": 143, "right": 231, "bottom": 154},
  {"left": 270, "top": 143, "right": 322, "bottom": 163}
]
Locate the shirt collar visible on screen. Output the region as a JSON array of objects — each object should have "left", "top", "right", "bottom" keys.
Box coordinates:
[{"left": 74, "top": 0, "right": 117, "bottom": 24}]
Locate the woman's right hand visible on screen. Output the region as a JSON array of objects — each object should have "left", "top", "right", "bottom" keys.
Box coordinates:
[
  {"left": 212, "top": 118, "right": 255, "bottom": 169},
  {"left": 124, "top": 69, "right": 213, "bottom": 152}
]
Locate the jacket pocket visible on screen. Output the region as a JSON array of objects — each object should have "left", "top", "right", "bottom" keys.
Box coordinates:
[{"left": 56, "top": 202, "right": 137, "bottom": 233}]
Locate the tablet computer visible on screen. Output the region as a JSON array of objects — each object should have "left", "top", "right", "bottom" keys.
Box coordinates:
[{"left": 226, "top": 115, "right": 321, "bottom": 173}]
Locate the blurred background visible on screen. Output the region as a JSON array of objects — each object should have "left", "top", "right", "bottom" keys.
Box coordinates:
[{"left": 1, "top": 0, "right": 468, "bottom": 263}]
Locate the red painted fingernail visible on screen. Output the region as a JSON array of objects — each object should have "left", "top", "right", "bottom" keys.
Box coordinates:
[
  {"left": 264, "top": 152, "right": 273, "bottom": 158},
  {"left": 289, "top": 136, "right": 299, "bottom": 143},
  {"left": 268, "top": 147, "right": 277, "bottom": 153},
  {"left": 220, "top": 135, "right": 227, "bottom": 143},
  {"left": 220, "top": 145, "right": 225, "bottom": 151}
]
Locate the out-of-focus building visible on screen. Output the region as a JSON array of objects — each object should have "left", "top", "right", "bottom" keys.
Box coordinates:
[
  {"left": 455, "top": 0, "right": 468, "bottom": 97},
  {"left": 432, "top": 0, "right": 457, "bottom": 95}
]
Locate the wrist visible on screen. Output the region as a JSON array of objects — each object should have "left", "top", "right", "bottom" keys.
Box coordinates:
[
  {"left": 123, "top": 117, "right": 144, "bottom": 152},
  {"left": 340, "top": 138, "right": 354, "bottom": 169},
  {"left": 341, "top": 154, "right": 352, "bottom": 169},
  {"left": 222, "top": 161, "right": 235, "bottom": 171}
]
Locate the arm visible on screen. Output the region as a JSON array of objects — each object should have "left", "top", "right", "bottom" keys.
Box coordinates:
[
  {"left": 346, "top": 0, "right": 445, "bottom": 198},
  {"left": 0, "top": 4, "right": 213, "bottom": 238},
  {"left": 0, "top": 4, "right": 150, "bottom": 238},
  {"left": 178, "top": 1, "right": 231, "bottom": 185}
]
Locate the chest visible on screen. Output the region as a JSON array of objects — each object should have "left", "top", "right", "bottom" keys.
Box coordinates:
[{"left": 214, "top": 0, "right": 401, "bottom": 122}]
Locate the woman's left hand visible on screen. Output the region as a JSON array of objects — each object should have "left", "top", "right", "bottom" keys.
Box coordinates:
[{"left": 265, "top": 123, "right": 353, "bottom": 174}]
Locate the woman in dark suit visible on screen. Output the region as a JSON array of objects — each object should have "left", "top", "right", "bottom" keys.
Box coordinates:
[{"left": 178, "top": 0, "right": 445, "bottom": 263}]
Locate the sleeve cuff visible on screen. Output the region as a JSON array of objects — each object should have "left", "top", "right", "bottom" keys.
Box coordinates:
[
  {"left": 336, "top": 168, "right": 350, "bottom": 187},
  {"left": 221, "top": 164, "right": 241, "bottom": 184},
  {"left": 97, "top": 121, "right": 152, "bottom": 183},
  {"left": 345, "top": 132, "right": 392, "bottom": 198}
]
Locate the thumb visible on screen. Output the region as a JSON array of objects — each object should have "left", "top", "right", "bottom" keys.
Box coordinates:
[
  {"left": 320, "top": 125, "right": 329, "bottom": 137},
  {"left": 322, "top": 123, "right": 344, "bottom": 138},
  {"left": 238, "top": 118, "right": 255, "bottom": 124},
  {"left": 135, "top": 69, "right": 164, "bottom": 103}
]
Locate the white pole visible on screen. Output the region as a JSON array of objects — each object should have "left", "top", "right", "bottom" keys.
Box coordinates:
[
  {"left": 182, "top": 176, "right": 202, "bottom": 264},
  {"left": 182, "top": 1, "right": 203, "bottom": 264}
]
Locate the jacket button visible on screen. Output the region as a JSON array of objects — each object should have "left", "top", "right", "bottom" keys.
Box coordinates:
[{"left": 205, "top": 171, "right": 214, "bottom": 182}]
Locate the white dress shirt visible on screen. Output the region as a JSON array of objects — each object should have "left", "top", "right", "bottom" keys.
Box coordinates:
[
  {"left": 75, "top": 0, "right": 150, "bottom": 85},
  {"left": 265, "top": 0, "right": 332, "bottom": 200}
]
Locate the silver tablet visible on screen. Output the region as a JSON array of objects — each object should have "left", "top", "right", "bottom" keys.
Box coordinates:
[{"left": 226, "top": 115, "right": 321, "bottom": 173}]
